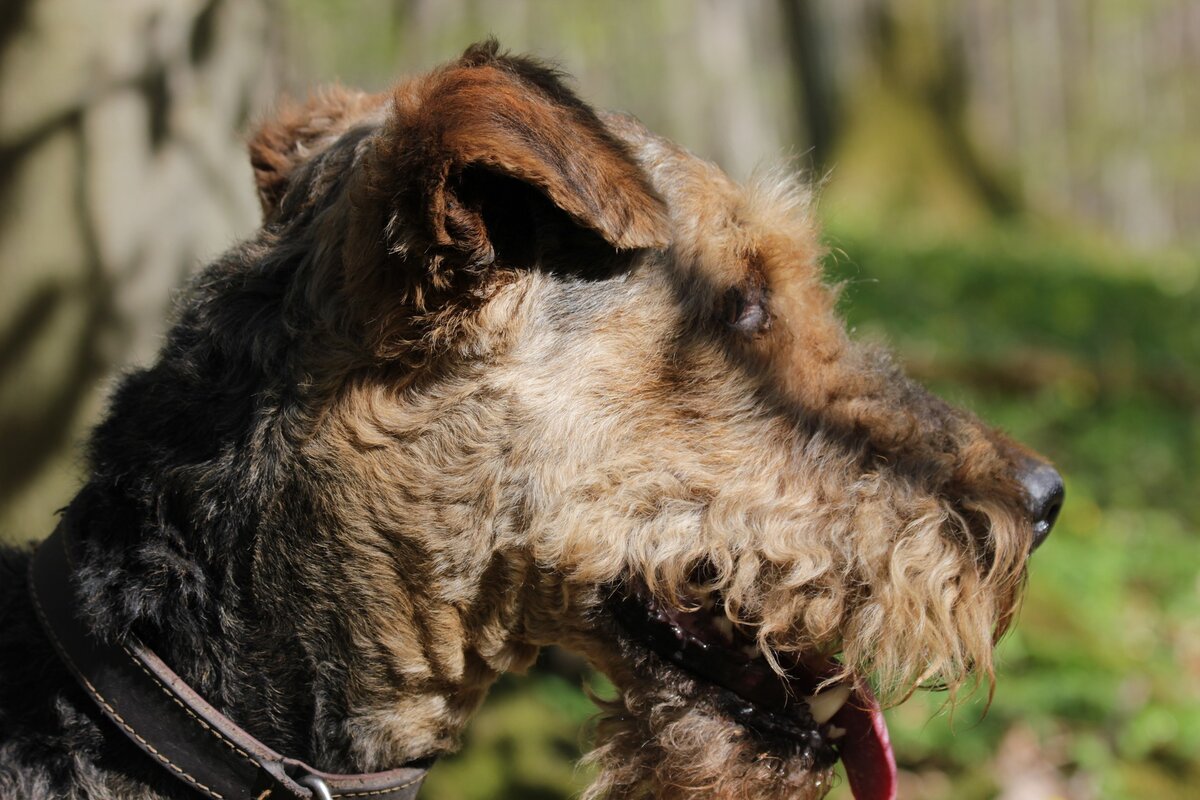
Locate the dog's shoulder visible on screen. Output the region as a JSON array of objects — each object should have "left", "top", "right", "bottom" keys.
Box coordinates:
[
  {"left": 0, "top": 543, "right": 79, "bottom": 796},
  {"left": 0, "top": 545, "right": 184, "bottom": 799}
]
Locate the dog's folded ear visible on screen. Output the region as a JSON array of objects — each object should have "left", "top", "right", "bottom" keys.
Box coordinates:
[
  {"left": 372, "top": 39, "right": 670, "bottom": 269},
  {"left": 250, "top": 88, "right": 385, "bottom": 220}
]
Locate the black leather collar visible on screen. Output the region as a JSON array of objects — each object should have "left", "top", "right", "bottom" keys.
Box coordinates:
[{"left": 28, "top": 525, "right": 431, "bottom": 800}]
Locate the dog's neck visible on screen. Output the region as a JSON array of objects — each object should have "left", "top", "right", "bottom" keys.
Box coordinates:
[
  {"left": 62, "top": 472, "right": 525, "bottom": 774},
  {"left": 57, "top": 237, "right": 544, "bottom": 773}
]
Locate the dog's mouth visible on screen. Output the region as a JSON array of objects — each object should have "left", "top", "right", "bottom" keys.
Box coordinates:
[{"left": 609, "top": 583, "right": 896, "bottom": 800}]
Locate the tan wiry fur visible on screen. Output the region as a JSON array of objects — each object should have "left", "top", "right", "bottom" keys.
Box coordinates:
[{"left": 229, "top": 42, "right": 1046, "bottom": 799}]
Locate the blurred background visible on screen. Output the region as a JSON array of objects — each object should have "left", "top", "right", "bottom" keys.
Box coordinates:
[{"left": 1, "top": 1, "right": 1197, "bottom": 798}]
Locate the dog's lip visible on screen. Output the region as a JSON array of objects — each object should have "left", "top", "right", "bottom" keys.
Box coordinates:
[{"left": 607, "top": 582, "right": 896, "bottom": 800}]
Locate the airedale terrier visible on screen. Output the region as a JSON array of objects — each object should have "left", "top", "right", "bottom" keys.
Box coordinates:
[{"left": 0, "top": 41, "right": 1062, "bottom": 800}]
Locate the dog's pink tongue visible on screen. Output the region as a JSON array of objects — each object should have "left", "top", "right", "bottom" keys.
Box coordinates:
[{"left": 832, "top": 679, "right": 896, "bottom": 800}]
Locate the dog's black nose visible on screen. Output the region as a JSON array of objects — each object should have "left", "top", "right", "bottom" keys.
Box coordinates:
[{"left": 1018, "top": 458, "right": 1064, "bottom": 551}]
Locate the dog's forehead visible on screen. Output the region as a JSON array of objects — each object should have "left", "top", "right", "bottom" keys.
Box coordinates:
[{"left": 600, "top": 112, "right": 823, "bottom": 290}]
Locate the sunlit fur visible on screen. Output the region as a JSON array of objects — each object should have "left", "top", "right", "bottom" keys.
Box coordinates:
[{"left": 0, "top": 42, "right": 1038, "bottom": 800}]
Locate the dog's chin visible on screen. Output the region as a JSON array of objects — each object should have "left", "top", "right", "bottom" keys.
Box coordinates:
[
  {"left": 576, "top": 584, "right": 896, "bottom": 800},
  {"left": 581, "top": 632, "right": 838, "bottom": 800}
]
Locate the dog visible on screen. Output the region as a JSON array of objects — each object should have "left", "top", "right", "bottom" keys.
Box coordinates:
[{"left": 0, "top": 40, "right": 1062, "bottom": 800}]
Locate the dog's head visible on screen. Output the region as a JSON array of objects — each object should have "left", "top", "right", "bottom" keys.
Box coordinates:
[{"left": 97, "top": 40, "right": 1058, "bottom": 800}]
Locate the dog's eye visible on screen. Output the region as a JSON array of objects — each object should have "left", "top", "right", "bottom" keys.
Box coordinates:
[{"left": 721, "top": 284, "right": 770, "bottom": 336}]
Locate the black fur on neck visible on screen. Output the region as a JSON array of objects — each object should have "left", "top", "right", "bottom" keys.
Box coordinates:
[{"left": 63, "top": 227, "right": 366, "bottom": 771}]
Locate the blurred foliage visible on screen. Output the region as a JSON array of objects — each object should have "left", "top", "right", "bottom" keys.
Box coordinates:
[
  {"left": 421, "top": 226, "right": 1200, "bottom": 800},
  {"left": 421, "top": 663, "right": 607, "bottom": 800}
]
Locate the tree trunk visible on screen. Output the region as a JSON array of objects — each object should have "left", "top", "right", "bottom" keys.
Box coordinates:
[{"left": 0, "top": 0, "right": 279, "bottom": 542}]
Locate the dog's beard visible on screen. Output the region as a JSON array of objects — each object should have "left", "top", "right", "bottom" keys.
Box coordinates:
[
  {"left": 576, "top": 584, "right": 894, "bottom": 800},
  {"left": 581, "top": 636, "right": 838, "bottom": 800},
  {"left": 528, "top": 447, "right": 1029, "bottom": 799}
]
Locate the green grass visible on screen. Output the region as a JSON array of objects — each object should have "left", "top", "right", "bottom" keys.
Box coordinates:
[{"left": 422, "top": 226, "right": 1200, "bottom": 800}]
